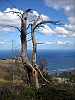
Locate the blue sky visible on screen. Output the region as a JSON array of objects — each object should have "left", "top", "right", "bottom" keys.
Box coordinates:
[{"left": 0, "top": 0, "right": 75, "bottom": 50}]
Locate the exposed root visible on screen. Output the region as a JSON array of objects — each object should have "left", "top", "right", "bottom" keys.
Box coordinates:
[
  {"left": 34, "top": 64, "right": 50, "bottom": 84},
  {"left": 21, "top": 60, "right": 50, "bottom": 88}
]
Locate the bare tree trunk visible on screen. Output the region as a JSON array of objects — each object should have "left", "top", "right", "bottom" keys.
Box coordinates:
[
  {"left": 34, "top": 70, "right": 39, "bottom": 89},
  {"left": 21, "top": 17, "right": 28, "bottom": 63},
  {"left": 20, "top": 16, "right": 39, "bottom": 88},
  {"left": 31, "top": 26, "right": 37, "bottom": 66},
  {"left": 31, "top": 25, "right": 39, "bottom": 89},
  {"left": 32, "top": 68, "right": 39, "bottom": 89},
  {"left": 32, "top": 42, "right": 37, "bottom": 66},
  {"left": 20, "top": 16, "right": 32, "bottom": 85}
]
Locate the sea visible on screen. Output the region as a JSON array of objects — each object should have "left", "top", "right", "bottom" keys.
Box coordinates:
[{"left": 0, "top": 49, "right": 75, "bottom": 73}]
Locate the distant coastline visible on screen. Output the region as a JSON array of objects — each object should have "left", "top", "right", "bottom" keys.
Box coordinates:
[{"left": 0, "top": 49, "right": 75, "bottom": 73}]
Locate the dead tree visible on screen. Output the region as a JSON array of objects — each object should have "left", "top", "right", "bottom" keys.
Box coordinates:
[
  {"left": 0, "top": 8, "right": 63, "bottom": 89},
  {"left": 0, "top": 9, "right": 34, "bottom": 84},
  {"left": 30, "top": 16, "right": 63, "bottom": 88},
  {"left": 31, "top": 17, "right": 61, "bottom": 66},
  {"left": 20, "top": 12, "right": 28, "bottom": 62}
]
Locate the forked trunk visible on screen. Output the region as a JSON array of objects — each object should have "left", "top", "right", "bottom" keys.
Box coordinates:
[{"left": 20, "top": 16, "right": 39, "bottom": 89}]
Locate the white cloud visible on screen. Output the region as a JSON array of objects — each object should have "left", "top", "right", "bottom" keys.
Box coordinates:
[
  {"left": 4, "top": 8, "right": 23, "bottom": 13},
  {"left": 68, "top": 16, "right": 75, "bottom": 25},
  {"left": 41, "top": 14, "right": 49, "bottom": 20},
  {"left": 56, "top": 41, "right": 65, "bottom": 45},
  {"left": 0, "top": 8, "right": 75, "bottom": 38},
  {"left": 0, "top": 26, "right": 15, "bottom": 32},
  {"left": 44, "top": 0, "right": 75, "bottom": 37},
  {"left": 0, "top": 8, "right": 49, "bottom": 33},
  {"left": 39, "top": 25, "right": 68, "bottom": 35},
  {"left": 64, "top": 6, "right": 71, "bottom": 12},
  {"left": 55, "top": 27, "right": 68, "bottom": 35},
  {"left": 0, "top": 40, "right": 10, "bottom": 45},
  {"left": 32, "top": 10, "right": 39, "bottom": 17},
  {"left": 65, "top": 24, "right": 75, "bottom": 32},
  {"left": 0, "top": 8, "right": 21, "bottom": 32},
  {"left": 18, "top": 2, "right": 73, "bottom": 38},
  {"left": 44, "top": 0, "right": 75, "bottom": 16},
  {"left": 45, "top": 41, "right": 54, "bottom": 45},
  {"left": 64, "top": 24, "right": 75, "bottom": 37},
  {"left": 55, "top": 26, "right": 75, "bottom": 37},
  {"left": 37, "top": 40, "right": 71, "bottom": 46},
  {"left": 28, "top": 10, "right": 50, "bottom": 26},
  {"left": 32, "top": 11, "right": 49, "bottom": 20},
  {"left": 0, "top": 41, "right": 5, "bottom": 45},
  {"left": 38, "top": 24, "right": 75, "bottom": 37},
  {"left": 39, "top": 25, "right": 55, "bottom": 35}
]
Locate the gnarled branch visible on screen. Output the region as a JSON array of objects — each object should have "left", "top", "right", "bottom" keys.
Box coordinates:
[
  {"left": 33, "top": 20, "right": 62, "bottom": 32},
  {"left": 0, "top": 24, "right": 21, "bottom": 32},
  {"left": 34, "top": 64, "right": 50, "bottom": 84}
]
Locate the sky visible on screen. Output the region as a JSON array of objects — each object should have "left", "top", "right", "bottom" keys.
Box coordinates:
[{"left": 0, "top": 0, "right": 75, "bottom": 50}]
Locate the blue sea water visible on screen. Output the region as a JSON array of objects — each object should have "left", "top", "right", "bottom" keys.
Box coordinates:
[
  {"left": 0, "top": 49, "right": 75, "bottom": 72},
  {"left": 36, "top": 50, "right": 75, "bottom": 72}
]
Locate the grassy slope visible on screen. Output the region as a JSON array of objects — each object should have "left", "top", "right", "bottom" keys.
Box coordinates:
[
  {"left": 0, "top": 60, "right": 75, "bottom": 99},
  {"left": 0, "top": 59, "right": 23, "bottom": 86}
]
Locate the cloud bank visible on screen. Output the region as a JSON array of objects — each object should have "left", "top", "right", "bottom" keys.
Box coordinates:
[
  {"left": 44, "top": 0, "right": 75, "bottom": 17},
  {"left": 44, "top": 0, "right": 75, "bottom": 37},
  {"left": 0, "top": 8, "right": 75, "bottom": 37}
]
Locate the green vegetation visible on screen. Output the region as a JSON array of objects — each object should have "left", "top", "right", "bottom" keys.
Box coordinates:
[
  {"left": 0, "top": 60, "right": 75, "bottom": 100},
  {"left": 0, "top": 85, "right": 75, "bottom": 100}
]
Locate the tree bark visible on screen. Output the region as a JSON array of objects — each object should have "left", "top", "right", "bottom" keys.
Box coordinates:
[
  {"left": 20, "top": 16, "right": 39, "bottom": 88},
  {"left": 20, "top": 17, "right": 28, "bottom": 63},
  {"left": 20, "top": 15, "right": 32, "bottom": 85},
  {"left": 31, "top": 25, "right": 39, "bottom": 89},
  {"left": 32, "top": 68, "right": 39, "bottom": 89},
  {"left": 31, "top": 25, "right": 37, "bottom": 66}
]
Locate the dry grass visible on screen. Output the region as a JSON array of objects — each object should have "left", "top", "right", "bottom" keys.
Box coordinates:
[{"left": 0, "top": 59, "right": 24, "bottom": 86}]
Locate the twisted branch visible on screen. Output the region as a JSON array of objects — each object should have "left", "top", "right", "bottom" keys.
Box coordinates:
[{"left": 0, "top": 24, "right": 21, "bottom": 32}]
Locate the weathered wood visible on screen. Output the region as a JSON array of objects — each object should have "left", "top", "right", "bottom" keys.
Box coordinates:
[
  {"left": 31, "top": 24, "right": 37, "bottom": 67},
  {"left": 20, "top": 16, "right": 28, "bottom": 63}
]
